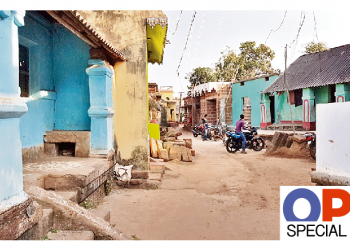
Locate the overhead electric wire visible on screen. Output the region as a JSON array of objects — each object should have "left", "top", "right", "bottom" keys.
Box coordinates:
[
  {"left": 191, "top": 11, "right": 206, "bottom": 70},
  {"left": 313, "top": 11, "right": 319, "bottom": 43},
  {"left": 171, "top": 10, "right": 183, "bottom": 36},
  {"left": 176, "top": 11, "right": 197, "bottom": 76},
  {"left": 265, "top": 11, "right": 287, "bottom": 44},
  {"left": 204, "top": 11, "right": 226, "bottom": 66},
  {"left": 288, "top": 11, "right": 306, "bottom": 59}
]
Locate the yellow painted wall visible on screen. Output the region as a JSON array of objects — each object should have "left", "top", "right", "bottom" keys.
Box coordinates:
[
  {"left": 161, "top": 91, "right": 173, "bottom": 101},
  {"left": 79, "top": 10, "right": 166, "bottom": 169}
]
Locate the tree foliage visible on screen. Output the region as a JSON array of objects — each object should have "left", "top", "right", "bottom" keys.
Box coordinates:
[
  {"left": 304, "top": 42, "right": 328, "bottom": 54},
  {"left": 185, "top": 67, "right": 217, "bottom": 87},
  {"left": 215, "top": 41, "right": 277, "bottom": 82}
]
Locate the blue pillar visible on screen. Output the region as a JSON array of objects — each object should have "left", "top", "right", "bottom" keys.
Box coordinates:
[
  {"left": 86, "top": 59, "right": 114, "bottom": 156},
  {"left": 0, "top": 11, "right": 29, "bottom": 204}
]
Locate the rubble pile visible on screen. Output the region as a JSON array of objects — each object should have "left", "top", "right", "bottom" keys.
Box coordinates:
[
  {"left": 264, "top": 132, "right": 311, "bottom": 158},
  {"left": 150, "top": 127, "right": 195, "bottom": 162}
]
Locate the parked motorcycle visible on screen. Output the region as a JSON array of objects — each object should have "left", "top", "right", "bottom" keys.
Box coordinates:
[
  {"left": 305, "top": 133, "right": 316, "bottom": 160},
  {"left": 191, "top": 124, "right": 201, "bottom": 137},
  {"left": 225, "top": 127, "right": 265, "bottom": 153}
]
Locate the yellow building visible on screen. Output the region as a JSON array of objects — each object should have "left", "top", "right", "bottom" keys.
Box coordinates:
[
  {"left": 79, "top": 11, "right": 168, "bottom": 170},
  {"left": 160, "top": 86, "right": 177, "bottom": 122}
]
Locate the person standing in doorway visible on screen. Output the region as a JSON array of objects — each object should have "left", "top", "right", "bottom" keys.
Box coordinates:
[
  {"left": 202, "top": 114, "right": 208, "bottom": 141},
  {"left": 235, "top": 114, "right": 248, "bottom": 154}
]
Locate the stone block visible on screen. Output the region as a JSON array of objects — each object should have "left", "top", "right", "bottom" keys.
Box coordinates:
[
  {"left": 286, "top": 136, "right": 294, "bottom": 148},
  {"left": 166, "top": 131, "right": 176, "bottom": 137},
  {"left": 156, "top": 139, "right": 163, "bottom": 156},
  {"left": 150, "top": 137, "right": 158, "bottom": 158},
  {"left": 178, "top": 146, "right": 192, "bottom": 162},
  {"left": 183, "top": 139, "right": 192, "bottom": 149},
  {"left": 159, "top": 149, "right": 169, "bottom": 161},
  {"left": 191, "top": 149, "right": 195, "bottom": 156},
  {"left": 169, "top": 146, "right": 181, "bottom": 161},
  {"left": 265, "top": 132, "right": 286, "bottom": 154},
  {"left": 292, "top": 134, "right": 307, "bottom": 143},
  {"left": 47, "top": 230, "right": 95, "bottom": 240}
]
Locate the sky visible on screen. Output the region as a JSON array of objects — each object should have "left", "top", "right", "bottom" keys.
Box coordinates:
[{"left": 148, "top": 9, "right": 350, "bottom": 97}]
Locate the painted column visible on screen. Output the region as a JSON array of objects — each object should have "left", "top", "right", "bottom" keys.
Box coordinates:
[
  {"left": 260, "top": 93, "right": 271, "bottom": 129},
  {"left": 335, "top": 83, "right": 349, "bottom": 103},
  {"left": 302, "top": 88, "right": 316, "bottom": 130},
  {"left": 0, "top": 11, "right": 29, "bottom": 205},
  {"left": 86, "top": 59, "right": 114, "bottom": 156}
]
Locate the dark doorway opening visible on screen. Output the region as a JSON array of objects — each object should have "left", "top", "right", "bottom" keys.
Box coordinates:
[
  {"left": 330, "top": 85, "right": 336, "bottom": 103},
  {"left": 269, "top": 95, "right": 275, "bottom": 124},
  {"left": 58, "top": 143, "right": 76, "bottom": 157}
]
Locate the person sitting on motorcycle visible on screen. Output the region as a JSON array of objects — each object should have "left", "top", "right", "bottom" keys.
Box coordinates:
[
  {"left": 235, "top": 114, "right": 249, "bottom": 154},
  {"left": 202, "top": 114, "right": 208, "bottom": 141}
]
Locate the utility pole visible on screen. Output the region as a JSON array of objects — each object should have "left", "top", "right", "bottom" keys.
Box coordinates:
[
  {"left": 178, "top": 91, "right": 184, "bottom": 122},
  {"left": 284, "top": 44, "right": 295, "bottom": 134}
]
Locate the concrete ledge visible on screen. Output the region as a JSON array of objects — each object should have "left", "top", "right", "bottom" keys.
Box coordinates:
[
  {"left": 44, "top": 131, "right": 90, "bottom": 158},
  {"left": 311, "top": 171, "right": 350, "bottom": 186}
]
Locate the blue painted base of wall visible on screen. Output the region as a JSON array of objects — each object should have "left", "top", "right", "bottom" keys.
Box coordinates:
[{"left": 0, "top": 118, "right": 24, "bottom": 202}]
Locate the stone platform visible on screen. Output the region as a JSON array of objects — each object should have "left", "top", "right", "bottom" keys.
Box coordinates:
[{"left": 23, "top": 156, "right": 113, "bottom": 203}]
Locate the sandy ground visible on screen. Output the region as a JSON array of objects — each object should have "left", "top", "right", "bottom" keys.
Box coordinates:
[{"left": 97, "top": 130, "right": 316, "bottom": 240}]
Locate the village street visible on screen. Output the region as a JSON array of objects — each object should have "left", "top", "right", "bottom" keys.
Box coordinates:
[{"left": 99, "top": 131, "right": 315, "bottom": 240}]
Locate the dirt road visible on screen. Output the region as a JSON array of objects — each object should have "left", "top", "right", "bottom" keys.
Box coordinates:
[{"left": 98, "top": 131, "right": 315, "bottom": 240}]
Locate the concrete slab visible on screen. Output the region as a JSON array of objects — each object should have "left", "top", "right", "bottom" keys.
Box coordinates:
[
  {"left": 47, "top": 231, "right": 94, "bottom": 240},
  {"left": 23, "top": 156, "right": 113, "bottom": 203},
  {"left": 48, "top": 191, "right": 78, "bottom": 203},
  {"left": 90, "top": 209, "right": 110, "bottom": 223}
]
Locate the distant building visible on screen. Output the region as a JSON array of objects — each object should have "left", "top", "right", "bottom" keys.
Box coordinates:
[
  {"left": 231, "top": 74, "right": 278, "bottom": 127},
  {"left": 262, "top": 44, "right": 350, "bottom": 130}
]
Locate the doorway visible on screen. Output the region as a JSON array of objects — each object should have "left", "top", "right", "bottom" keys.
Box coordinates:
[{"left": 269, "top": 95, "right": 275, "bottom": 124}]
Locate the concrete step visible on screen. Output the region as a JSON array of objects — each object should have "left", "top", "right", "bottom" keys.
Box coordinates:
[
  {"left": 150, "top": 162, "right": 165, "bottom": 173},
  {"left": 46, "top": 230, "right": 94, "bottom": 240},
  {"left": 150, "top": 157, "right": 164, "bottom": 162},
  {"left": 148, "top": 172, "right": 162, "bottom": 181},
  {"left": 42, "top": 158, "right": 114, "bottom": 203},
  {"left": 89, "top": 209, "right": 110, "bottom": 223},
  {"left": 48, "top": 191, "right": 78, "bottom": 203},
  {"left": 39, "top": 209, "right": 54, "bottom": 238}
]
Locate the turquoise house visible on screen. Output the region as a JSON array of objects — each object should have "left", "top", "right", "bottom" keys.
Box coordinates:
[
  {"left": 262, "top": 44, "right": 350, "bottom": 130},
  {"left": 0, "top": 10, "right": 124, "bottom": 238},
  {"left": 231, "top": 74, "right": 278, "bottom": 127}
]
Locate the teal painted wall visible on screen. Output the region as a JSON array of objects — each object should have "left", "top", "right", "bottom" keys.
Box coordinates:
[
  {"left": 18, "top": 13, "right": 91, "bottom": 149},
  {"left": 232, "top": 75, "right": 278, "bottom": 127},
  {"left": 53, "top": 24, "right": 91, "bottom": 131},
  {"left": 314, "top": 86, "right": 330, "bottom": 104},
  {"left": 276, "top": 91, "right": 303, "bottom": 122}
]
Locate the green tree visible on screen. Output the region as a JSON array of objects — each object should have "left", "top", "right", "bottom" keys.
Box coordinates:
[
  {"left": 185, "top": 67, "right": 217, "bottom": 87},
  {"left": 304, "top": 42, "right": 328, "bottom": 54},
  {"left": 215, "top": 41, "right": 277, "bottom": 82}
]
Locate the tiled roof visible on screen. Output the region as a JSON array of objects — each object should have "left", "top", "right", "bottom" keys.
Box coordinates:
[
  {"left": 263, "top": 44, "right": 350, "bottom": 93},
  {"left": 70, "top": 11, "right": 126, "bottom": 61}
]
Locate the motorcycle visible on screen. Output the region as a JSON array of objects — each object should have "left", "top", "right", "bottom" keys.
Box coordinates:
[
  {"left": 191, "top": 124, "right": 201, "bottom": 137},
  {"left": 305, "top": 133, "right": 316, "bottom": 160},
  {"left": 225, "top": 127, "right": 265, "bottom": 153}
]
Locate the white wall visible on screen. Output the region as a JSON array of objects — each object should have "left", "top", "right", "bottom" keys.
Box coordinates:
[{"left": 316, "top": 102, "right": 350, "bottom": 177}]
